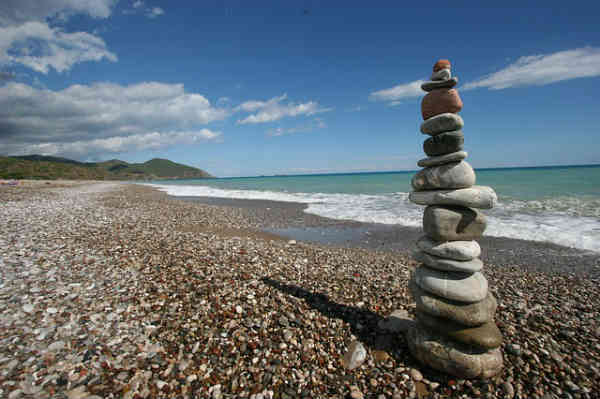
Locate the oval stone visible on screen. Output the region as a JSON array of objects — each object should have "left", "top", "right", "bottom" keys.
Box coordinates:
[
  {"left": 416, "top": 312, "right": 503, "bottom": 350},
  {"left": 423, "top": 130, "right": 464, "bottom": 156},
  {"left": 430, "top": 68, "right": 451, "bottom": 81},
  {"left": 409, "top": 186, "right": 497, "bottom": 209},
  {"left": 410, "top": 279, "right": 497, "bottom": 327},
  {"left": 421, "top": 113, "right": 464, "bottom": 136},
  {"left": 416, "top": 236, "right": 481, "bottom": 261},
  {"left": 413, "top": 250, "right": 483, "bottom": 273},
  {"left": 433, "top": 59, "right": 451, "bottom": 72},
  {"left": 411, "top": 161, "right": 475, "bottom": 191},
  {"left": 421, "top": 77, "right": 458, "bottom": 92},
  {"left": 417, "top": 150, "right": 467, "bottom": 168},
  {"left": 414, "top": 265, "right": 488, "bottom": 303},
  {"left": 407, "top": 324, "right": 503, "bottom": 379},
  {"left": 421, "top": 89, "right": 463, "bottom": 120},
  {"left": 423, "top": 205, "right": 487, "bottom": 241}
]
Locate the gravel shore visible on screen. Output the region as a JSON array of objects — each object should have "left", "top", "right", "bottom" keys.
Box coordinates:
[{"left": 1, "top": 182, "right": 599, "bottom": 399}]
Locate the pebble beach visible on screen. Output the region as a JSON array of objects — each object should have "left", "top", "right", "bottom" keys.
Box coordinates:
[{"left": 1, "top": 182, "right": 599, "bottom": 399}]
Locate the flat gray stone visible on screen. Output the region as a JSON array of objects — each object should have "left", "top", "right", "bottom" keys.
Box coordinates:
[
  {"left": 416, "top": 236, "right": 481, "bottom": 260},
  {"left": 406, "top": 324, "right": 503, "bottom": 379},
  {"left": 421, "top": 77, "right": 458, "bottom": 92},
  {"left": 424, "top": 130, "right": 464, "bottom": 156},
  {"left": 413, "top": 250, "right": 483, "bottom": 273},
  {"left": 423, "top": 205, "right": 487, "bottom": 241},
  {"left": 411, "top": 161, "right": 475, "bottom": 191},
  {"left": 420, "top": 113, "right": 464, "bottom": 136},
  {"left": 430, "top": 68, "right": 451, "bottom": 81},
  {"left": 410, "top": 279, "right": 497, "bottom": 327},
  {"left": 414, "top": 265, "right": 488, "bottom": 303},
  {"left": 417, "top": 150, "right": 467, "bottom": 167},
  {"left": 409, "top": 186, "right": 497, "bottom": 209}
]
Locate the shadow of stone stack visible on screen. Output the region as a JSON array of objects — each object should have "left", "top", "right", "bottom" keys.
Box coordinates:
[{"left": 405, "top": 59, "right": 504, "bottom": 379}]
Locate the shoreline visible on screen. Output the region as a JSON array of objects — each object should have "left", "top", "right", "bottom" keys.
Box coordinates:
[
  {"left": 1, "top": 182, "right": 599, "bottom": 398},
  {"left": 175, "top": 195, "right": 600, "bottom": 277}
]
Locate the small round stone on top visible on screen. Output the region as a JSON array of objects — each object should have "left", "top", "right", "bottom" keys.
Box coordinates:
[{"left": 433, "top": 59, "right": 451, "bottom": 72}]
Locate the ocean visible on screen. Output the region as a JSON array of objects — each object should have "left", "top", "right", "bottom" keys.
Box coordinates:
[{"left": 148, "top": 165, "right": 600, "bottom": 253}]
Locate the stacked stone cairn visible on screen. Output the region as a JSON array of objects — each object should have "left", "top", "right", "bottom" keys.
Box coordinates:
[{"left": 406, "top": 59, "right": 503, "bottom": 379}]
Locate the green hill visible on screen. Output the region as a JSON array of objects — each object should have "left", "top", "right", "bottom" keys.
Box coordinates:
[{"left": 0, "top": 155, "right": 213, "bottom": 180}]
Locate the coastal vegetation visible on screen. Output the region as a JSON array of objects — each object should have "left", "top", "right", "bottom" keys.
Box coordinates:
[{"left": 0, "top": 155, "right": 213, "bottom": 180}]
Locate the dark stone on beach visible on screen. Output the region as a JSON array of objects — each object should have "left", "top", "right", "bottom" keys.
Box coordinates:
[
  {"left": 416, "top": 312, "right": 503, "bottom": 350},
  {"left": 413, "top": 250, "right": 483, "bottom": 273},
  {"left": 420, "top": 113, "right": 464, "bottom": 136},
  {"left": 421, "top": 88, "right": 463, "bottom": 120},
  {"left": 421, "top": 77, "right": 458, "bottom": 92},
  {"left": 411, "top": 161, "right": 475, "bottom": 191},
  {"left": 410, "top": 279, "right": 497, "bottom": 327},
  {"left": 414, "top": 265, "right": 488, "bottom": 303},
  {"left": 406, "top": 324, "right": 503, "bottom": 379},
  {"left": 423, "top": 205, "right": 486, "bottom": 241},
  {"left": 423, "top": 130, "right": 464, "bottom": 156}
]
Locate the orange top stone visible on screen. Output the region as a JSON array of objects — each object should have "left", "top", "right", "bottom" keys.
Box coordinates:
[{"left": 433, "top": 59, "right": 451, "bottom": 72}]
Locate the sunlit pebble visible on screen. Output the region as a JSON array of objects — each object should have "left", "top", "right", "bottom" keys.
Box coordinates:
[
  {"left": 22, "top": 304, "right": 34, "bottom": 313},
  {"left": 46, "top": 307, "right": 58, "bottom": 314}
]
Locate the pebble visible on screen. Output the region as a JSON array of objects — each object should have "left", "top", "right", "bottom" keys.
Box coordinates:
[
  {"left": 409, "top": 368, "right": 423, "bottom": 381},
  {"left": 416, "top": 236, "right": 481, "bottom": 260},
  {"left": 343, "top": 341, "right": 367, "bottom": 370},
  {"left": 421, "top": 112, "right": 465, "bottom": 135},
  {"left": 431, "top": 68, "right": 451, "bottom": 80},
  {"left": 413, "top": 250, "right": 483, "bottom": 273},
  {"left": 421, "top": 77, "right": 458, "bottom": 92},
  {"left": 378, "top": 309, "right": 415, "bottom": 333},
  {"left": 421, "top": 88, "right": 463, "bottom": 120},
  {"left": 433, "top": 59, "right": 451, "bottom": 71},
  {"left": 423, "top": 204, "right": 487, "bottom": 242},
  {"left": 349, "top": 385, "right": 364, "bottom": 399}
]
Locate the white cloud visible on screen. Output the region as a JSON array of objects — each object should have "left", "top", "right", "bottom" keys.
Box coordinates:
[
  {"left": 0, "top": 0, "right": 118, "bottom": 73},
  {"left": 147, "top": 7, "right": 164, "bottom": 18},
  {"left": 132, "top": 1, "right": 144, "bottom": 9},
  {"left": 463, "top": 47, "right": 600, "bottom": 90},
  {"left": 236, "top": 93, "right": 331, "bottom": 124},
  {"left": 369, "top": 79, "right": 425, "bottom": 103},
  {"left": 266, "top": 118, "right": 327, "bottom": 137},
  {"left": 0, "top": 0, "right": 116, "bottom": 26},
  {"left": 4, "top": 130, "right": 221, "bottom": 159},
  {"left": 0, "top": 81, "right": 228, "bottom": 159},
  {"left": 0, "top": 21, "right": 117, "bottom": 73}
]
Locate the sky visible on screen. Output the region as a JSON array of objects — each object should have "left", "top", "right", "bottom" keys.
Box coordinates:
[{"left": 0, "top": 1, "right": 599, "bottom": 177}]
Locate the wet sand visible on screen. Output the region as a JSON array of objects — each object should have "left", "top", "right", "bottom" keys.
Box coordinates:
[{"left": 177, "top": 196, "right": 600, "bottom": 277}]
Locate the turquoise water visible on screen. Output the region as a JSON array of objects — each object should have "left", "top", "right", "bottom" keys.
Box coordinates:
[{"left": 149, "top": 165, "right": 600, "bottom": 252}]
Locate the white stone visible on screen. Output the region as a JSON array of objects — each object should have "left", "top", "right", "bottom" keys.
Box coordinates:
[
  {"left": 417, "top": 151, "right": 467, "bottom": 168},
  {"left": 343, "top": 341, "right": 367, "bottom": 370},
  {"left": 414, "top": 266, "right": 488, "bottom": 303},
  {"left": 409, "top": 185, "right": 497, "bottom": 209},
  {"left": 22, "top": 304, "right": 34, "bottom": 314},
  {"left": 416, "top": 236, "right": 481, "bottom": 260},
  {"left": 413, "top": 250, "right": 483, "bottom": 273},
  {"left": 430, "top": 68, "right": 451, "bottom": 80}
]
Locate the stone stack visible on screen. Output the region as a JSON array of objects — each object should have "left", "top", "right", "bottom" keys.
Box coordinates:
[{"left": 406, "top": 60, "right": 503, "bottom": 379}]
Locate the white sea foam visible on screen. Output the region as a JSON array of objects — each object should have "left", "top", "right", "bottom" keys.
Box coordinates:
[{"left": 148, "top": 184, "right": 600, "bottom": 253}]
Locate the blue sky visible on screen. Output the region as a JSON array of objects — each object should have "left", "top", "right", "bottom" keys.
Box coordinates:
[{"left": 1, "top": 1, "right": 599, "bottom": 177}]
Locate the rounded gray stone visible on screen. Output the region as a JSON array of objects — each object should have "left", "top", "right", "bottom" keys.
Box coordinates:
[
  {"left": 416, "top": 236, "right": 481, "bottom": 261},
  {"left": 413, "top": 250, "right": 483, "bottom": 273},
  {"left": 411, "top": 161, "right": 475, "bottom": 191},
  {"left": 417, "top": 150, "right": 467, "bottom": 167},
  {"left": 430, "top": 68, "right": 451, "bottom": 81},
  {"left": 421, "top": 77, "right": 458, "bottom": 92},
  {"left": 420, "top": 113, "right": 464, "bottom": 136},
  {"left": 414, "top": 265, "right": 488, "bottom": 303},
  {"left": 423, "top": 205, "right": 487, "bottom": 241},
  {"left": 423, "top": 130, "right": 464, "bottom": 156},
  {"left": 409, "top": 186, "right": 497, "bottom": 209},
  {"left": 410, "top": 279, "right": 497, "bottom": 327},
  {"left": 416, "top": 312, "right": 503, "bottom": 350},
  {"left": 406, "top": 324, "right": 503, "bottom": 379}
]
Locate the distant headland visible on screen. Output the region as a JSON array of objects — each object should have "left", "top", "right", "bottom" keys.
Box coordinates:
[{"left": 0, "top": 155, "right": 213, "bottom": 180}]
